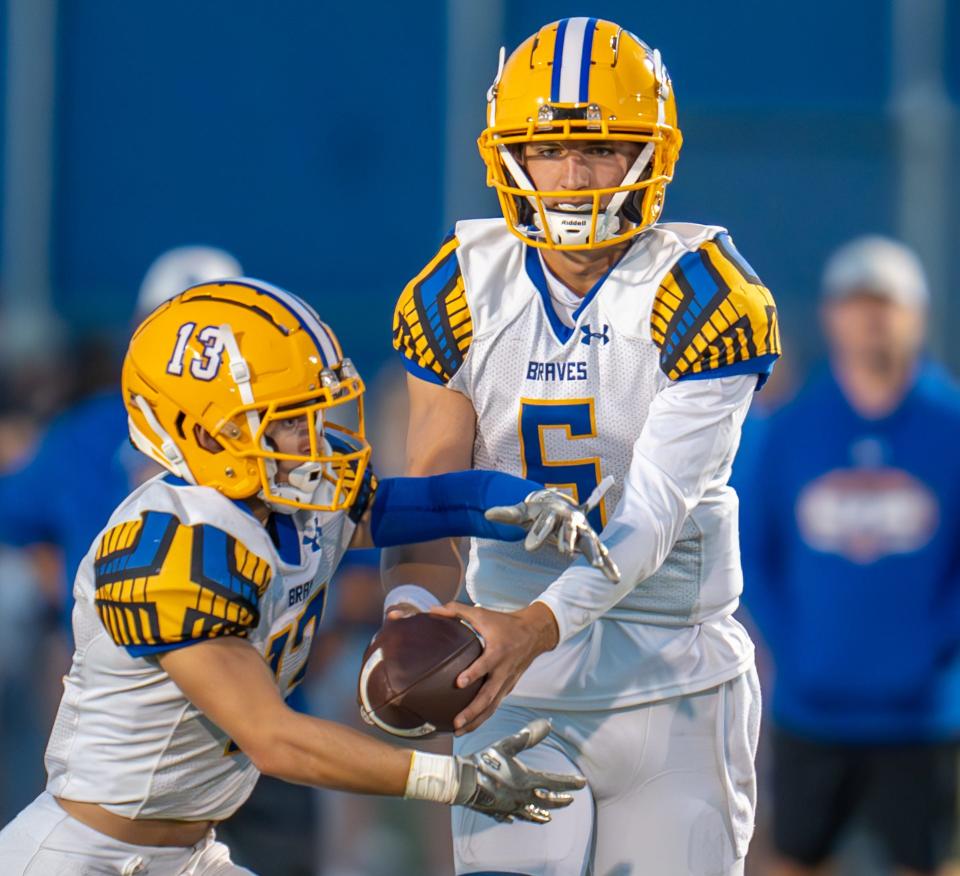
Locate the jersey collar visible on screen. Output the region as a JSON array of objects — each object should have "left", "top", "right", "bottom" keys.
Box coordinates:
[{"left": 523, "top": 245, "right": 620, "bottom": 344}]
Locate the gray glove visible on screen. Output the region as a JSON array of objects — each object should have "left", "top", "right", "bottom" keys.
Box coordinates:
[
  {"left": 453, "top": 719, "right": 586, "bottom": 823},
  {"left": 485, "top": 476, "right": 621, "bottom": 583}
]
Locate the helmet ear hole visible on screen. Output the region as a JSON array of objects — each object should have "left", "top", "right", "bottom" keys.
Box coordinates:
[
  {"left": 620, "top": 155, "right": 656, "bottom": 226},
  {"left": 193, "top": 424, "right": 225, "bottom": 455},
  {"left": 621, "top": 191, "right": 644, "bottom": 225}
]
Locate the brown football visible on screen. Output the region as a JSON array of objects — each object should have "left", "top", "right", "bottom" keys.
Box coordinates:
[{"left": 357, "top": 613, "right": 485, "bottom": 738}]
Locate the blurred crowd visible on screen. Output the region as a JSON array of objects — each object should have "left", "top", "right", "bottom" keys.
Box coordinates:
[{"left": 1, "top": 236, "right": 959, "bottom": 876}]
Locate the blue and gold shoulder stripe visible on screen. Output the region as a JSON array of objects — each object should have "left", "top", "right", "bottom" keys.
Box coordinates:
[
  {"left": 93, "top": 511, "right": 272, "bottom": 657},
  {"left": 651, "top": 233, "right": 781, "bottom": 386},
  {"left": 393, "top": 232, "right": 473, "bottom": 385}
]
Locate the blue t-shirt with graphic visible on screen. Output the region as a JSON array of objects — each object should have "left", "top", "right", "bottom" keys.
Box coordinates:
[{"left": 738, "top": 362, "right": 960, "bottom": 742}]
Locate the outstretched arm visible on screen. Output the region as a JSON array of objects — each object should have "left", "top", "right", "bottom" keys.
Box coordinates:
[
  {"left": 370, "top": 376, "right": 615, "bottom": 606},
  {"left": 438, "top": 373, "right": 758, "bottom": 733},
  {"left": 160, "top": 636, "right": 409, "bottom": 793},
  {"left": 158, "top": 635, "right": 584, "bottom": 821}
]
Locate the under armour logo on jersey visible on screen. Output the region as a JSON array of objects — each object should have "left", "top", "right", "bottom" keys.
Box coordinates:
[
  {"left": 301, "top": 523, "right": 322, "bottom": 553},
  {"left": 580, "top": 324, "right": 610, "bottom": 346}
]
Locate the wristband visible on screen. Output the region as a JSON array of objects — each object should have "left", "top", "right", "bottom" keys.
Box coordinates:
[
  {"left": 383, "top": 584, "right": 442, "bottom": 618},
  {"left": 403, "top": 750, "right": 459, "bottom": 804}
]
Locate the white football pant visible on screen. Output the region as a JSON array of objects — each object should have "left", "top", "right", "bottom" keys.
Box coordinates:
[
  {"left": 0, "top": 793, "right": 255, "bottom": 875},
  {"left": 452, "top": 667, "right": 760, "bottom": 876}
]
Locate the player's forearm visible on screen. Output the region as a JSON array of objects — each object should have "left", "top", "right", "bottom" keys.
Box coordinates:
[
  {"left": 368, "top": 472, "right": 535, "bottom": 547},
  {"left": 536, "top": 375, "right": 756, "bottom": 643},
  {"left": 534, "top": 453, "right": 688, "bottom": 642},
  {"left": 159, "top": 638, "right": 458, "bottom": 801},
  {"left": 251, "top": 711, "right": 412, "bottom": 795},
  {"left": 159, "top": 638, "right": 409, "bottom": 796}
]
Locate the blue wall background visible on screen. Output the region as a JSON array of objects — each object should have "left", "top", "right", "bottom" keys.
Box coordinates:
[
  {"left": 48, "top": 0, "right": 448, "bottom": 371},
  {"left": 0, "top": 0, "right": 956, "bottom": 381}
]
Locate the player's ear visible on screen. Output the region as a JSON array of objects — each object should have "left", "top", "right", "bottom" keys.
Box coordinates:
[{"left": 193, "top": 424, "right": 224, "bottom": 454}]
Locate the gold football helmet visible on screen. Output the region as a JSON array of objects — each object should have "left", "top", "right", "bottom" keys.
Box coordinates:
[
  {"left": 122, "top": 280, "right": 370, "bottom": 514},
  {"left": 478, "top": 18, "right": 683, "bottom": 250}
]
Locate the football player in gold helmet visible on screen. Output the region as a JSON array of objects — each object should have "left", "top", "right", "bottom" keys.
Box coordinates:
[
  {"left": 0, "top": 279, "right": 610, "bottom": 875},
  {"left": 477, "top": 20, "right": 681, "bottom": 252},
  {"left": 388, "top": 18, "right": 780, "bottom": 875}
]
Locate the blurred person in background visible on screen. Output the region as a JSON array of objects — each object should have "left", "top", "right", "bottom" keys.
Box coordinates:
[
  {"left": 0, "top": 245, "right": 244, "bottom": 629},
  {"left": 0, "top": 400, "right": 47, "bottom": 820},
  {"left": 740, "top": 236, "right": 960, "bottom": 876}
]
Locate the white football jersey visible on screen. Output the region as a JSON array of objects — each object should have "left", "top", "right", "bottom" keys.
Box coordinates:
[
  {"left": 394, "top": 219, "right": 780, "bottom": 708},
  {"left": 45, "top": 474, "right": 355, "bottom": 820}
]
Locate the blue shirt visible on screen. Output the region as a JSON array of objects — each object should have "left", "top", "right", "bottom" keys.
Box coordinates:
[
  {"left": 0, "top": 392, "right": 134, "bottom": 608},
  {"left": 0, "top": 391, "right": 314, "bottom": 713},
  {"left": 738, "top": 362, "right": 960, "bottom": 742}
]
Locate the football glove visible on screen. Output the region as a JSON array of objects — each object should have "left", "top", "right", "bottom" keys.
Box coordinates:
[
  {"left": 453, "top": 719, "right": 585, "bottom": 823},
  {"left": 485, "top": 476, "right": 620, "bottom": 582}
]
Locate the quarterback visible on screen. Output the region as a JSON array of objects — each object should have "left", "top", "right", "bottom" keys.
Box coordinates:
[
  {"left": 0, "top": 281, "right": 595, "bottom": 875},
  {"left": 387, "top": 18, "right": 780, "bottom": 876}
]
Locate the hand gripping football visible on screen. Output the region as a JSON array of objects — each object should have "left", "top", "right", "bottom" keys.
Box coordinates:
[{"left": 357, "top": 613, "right": 485, "bottom": 738}]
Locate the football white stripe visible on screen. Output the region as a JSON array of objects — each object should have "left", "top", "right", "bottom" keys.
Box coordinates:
[{"left": 558, "top": 17, "right": 589, "bottom": 103}]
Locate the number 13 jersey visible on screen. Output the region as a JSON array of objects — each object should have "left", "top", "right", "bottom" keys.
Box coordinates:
[
  {"left": 45, "top": 474, "right": 357, "bottom": 821},
  {"left": 394, "top": 218, "right": 780, "bottom": 708}
]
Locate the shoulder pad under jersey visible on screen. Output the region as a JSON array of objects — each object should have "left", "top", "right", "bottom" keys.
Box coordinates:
[
  {"left": 94, "top": 510, "right": 272, "bottom": 656},
  {"left": 392, "top": 231, "right": 473, "bottom": 385},
  {"left": 651, "top": 232, "right": 781, "bottom": 386}
]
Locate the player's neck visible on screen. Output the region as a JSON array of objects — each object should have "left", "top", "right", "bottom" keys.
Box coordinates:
[
  {"left": 540, "top": 241, "right": 632, "bottom": 298},
  {"left": 245, "top": 496, "right": 272, "bottom": 524}
]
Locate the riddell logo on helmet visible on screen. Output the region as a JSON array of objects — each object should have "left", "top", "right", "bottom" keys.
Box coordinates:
[{"left": 559, "top": 216, "right": 589, "bottom": 230}]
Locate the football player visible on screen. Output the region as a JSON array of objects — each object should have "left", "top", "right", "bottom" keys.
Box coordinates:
[
  {"left": 0, "top": 280, "right": 596, "bottom": 875},
  {"left": 387, "top": 18, "right": 781, "bottom": 876}
]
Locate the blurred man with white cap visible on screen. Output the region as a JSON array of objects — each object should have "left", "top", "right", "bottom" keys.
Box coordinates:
[
  {"left": 740, "top": 235, "right": 960, "bottom": 875},
  {"left": 136, "top": 245, "right": 242, "bottom": 317},
  {"left": 819, "top": 235, "right": 929, "bottom": 418}
]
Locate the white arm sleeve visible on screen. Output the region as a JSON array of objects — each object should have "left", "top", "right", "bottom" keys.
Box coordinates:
[{"left": 534, "top": 373, "right": 757, "bottom": 644}]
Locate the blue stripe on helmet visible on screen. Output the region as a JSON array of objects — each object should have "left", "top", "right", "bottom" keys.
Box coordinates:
[
  {"left": 550, "top": 18, "right": 569, "bottom": 102},
  {"left": 578, "top": 18, "right": 597, "bottom": 102}
]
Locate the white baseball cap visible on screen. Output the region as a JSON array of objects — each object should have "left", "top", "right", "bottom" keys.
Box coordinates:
[
  {"left": 136, "top": 245, "right": 243, "bottom": 317},
  {"left": 821, "top": 235, "right": 928, "bottom": 307}
]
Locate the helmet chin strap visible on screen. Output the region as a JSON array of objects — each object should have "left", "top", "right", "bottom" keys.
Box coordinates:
[
  {"left": 129, "top": 396, "right": 197, "bottom": 483},
  {"left": 499, "top": 142, "right": 655, "bottom": 246},
  {"left": 218, "top": 321, "right": 316, "bottom": 515}
]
